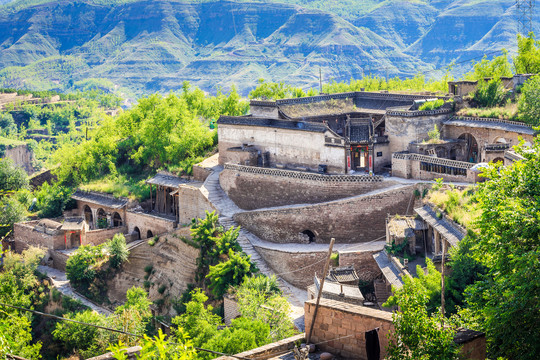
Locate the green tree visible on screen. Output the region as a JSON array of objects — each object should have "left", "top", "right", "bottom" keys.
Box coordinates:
[
  {"left": 0, "top": 113, "right": 17, "bottom": 136},
  {"left": 0, "top": 158, "right": 28, "bottom": 192},
  {"left": 464, "top": 138, "right": 540, "bottom": 360},
  {"left": 466, "top": 52, "right": 512, "bottom": 80},
  {"left": 108, "top": 233, "right": 129, "bottom": 268},
  {"left": 34, "top": 181, "right": 75, "bottom": 218},
  {"left": 206, "top": 249, "right": 254, "bottom": 298},
  {"left": 473, "top": 78, "right": 507, "bottom": 107},
  {"left": 0, "top": 196, "right": 27, "bottom": 237},
  {"left": 65, "top": 244, "right": 105, "bottom": 287},
  {"left": 518, "top": 75, "right": 540, "bottom": 125},
  {"left": 385, "top": 276, "right": 460, "bottom": 360},
  {"left": 514, "top": 32, "right": 540, "bottom": 74}
]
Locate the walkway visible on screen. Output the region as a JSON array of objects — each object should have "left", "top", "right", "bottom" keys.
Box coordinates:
[
  {"left": 202, "top": 167, "right": 307, "bottom": 330},
  {"left": 37, "top": 265, "right": 112, "bottom": 315}
]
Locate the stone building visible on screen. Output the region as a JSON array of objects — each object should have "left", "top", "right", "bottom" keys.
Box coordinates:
[{"left": 219, "top": 91, "right": 450, "bottom": 175}]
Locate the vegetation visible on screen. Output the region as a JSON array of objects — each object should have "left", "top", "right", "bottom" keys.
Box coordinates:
[
  {"left": 418, "top": 99, "right": 445, "bottom": 111},
  {"left": 206, "top": 249, "right": 255, "bottom": 298},
  {"left": 385, "top": 274, "right": 460, "bottom": 360},
  {"left": 0, "top": 158, "right": 29, "bottom": 237},
  {"left": 472, "top": 78, "right": 507, "bottom": 108},
  {"left": 108, "top": 233, "right": 129, "bottom": 268},
  {"left": 517, "top": 75, "right": 540, "bottom": 125},
  {"left": 427, "top": 186, "right": 480, "bottom": 229}
]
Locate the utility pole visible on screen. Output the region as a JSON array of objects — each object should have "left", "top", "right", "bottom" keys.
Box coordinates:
[
  {"left": 516, "top": 0, "right": 535, "bottom": 35},
  {"left": 441, "top": 239, "right": 446, "bottom": 324},
  {"left": 306, "top": 238, "right": 335, "bottom": 344}
]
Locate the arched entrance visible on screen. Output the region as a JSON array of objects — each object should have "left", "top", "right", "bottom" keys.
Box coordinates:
[
  {"left": 458, "top": 133, "right": 479, "bottom": 163},
  {"left": 494, "top": 137, "right": 507, "bottom": 144},
  {"left": 112, "top": 212, "right": 123, "bottom": 227},
  {"left": 96, "top": 208, "right": 108, "bottom": 229},
  {"left": 302, "top": 230, "right": 316, "bottom": 243},
  {"left": 146, "top": 230, "right": 154, "bottom": 239},
  {"left": 133, "top": 227, "right": 141, "bottom": 240},
  {"left": 492, "top": 157, "right": 504, "bottom": 164},
  {"left": 84, "top": 205, "right": 93, "bottom": 229}
]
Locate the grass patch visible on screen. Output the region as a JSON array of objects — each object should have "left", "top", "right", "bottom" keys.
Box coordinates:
[
  {"left": 80, "top": 173, "right": 151, "bottom": 201},
  {"left": 457, "top": 102, "right": 519, "bottom": 120},
  {"left": 0, "top": 136, "right": 26, "bottom": 147},
  {"left": 427, "top": 186, "right": 481, "bottom": 230}
]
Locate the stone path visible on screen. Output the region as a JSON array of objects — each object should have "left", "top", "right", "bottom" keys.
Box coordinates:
[
  {"left": 37, "top": 265, "right": 112, "bottom": 315},
  {"left": 202, "top": 167, "right": 307, "bottom": 330}
]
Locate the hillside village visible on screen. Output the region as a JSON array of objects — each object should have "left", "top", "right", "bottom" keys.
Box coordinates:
[{"left": 1, "top": 64, "right": 539, "bottom": 360}]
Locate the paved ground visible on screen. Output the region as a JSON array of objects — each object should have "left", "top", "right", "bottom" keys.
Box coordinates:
[{"left": 37, "top": 265, "right": 112, "bottom": 315}]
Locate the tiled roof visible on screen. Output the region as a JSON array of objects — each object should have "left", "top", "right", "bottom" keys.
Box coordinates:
[
  {"left": 414, "top": 205, "right": 465, "bottom": 247},
  {"left": 328, "top": 266, "right": 359, "bottom": 283},
  {"left": 146, "top": 171, "right": 189, "bottom": 188},
  {"left": 444, "top": 118, "right": 535, "bottom": 135},
  {"left": 61, "top": 217, "right": 85, "bottom": 231},
  {"left": 72, "top": 190, "right": 129, "bottom": 209},
  {"left": 387, "top": 217, "right": 427, "bottom": 238},
  {"left": 373, "top": 251, "right": 404, "bottom": 288},
  {"left": 218, "top": 116, "right": 329, "bottom": 133}
]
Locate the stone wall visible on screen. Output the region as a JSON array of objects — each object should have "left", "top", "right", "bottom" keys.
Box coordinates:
[
  {"left": 220, "top": 168, "right": 397, "bottom": 210},
  {"left": 29, "top": 168, "right": 57, "bottom": 188},
  {"left": 234, "top": 185, "right": 415, "bottom": 244},
  {"left": 218, "top": 124, "right": 346, "bottom": 173},
  {"left": 443, "top": 121, "right": 535, "bottom": 162},
  {"left": 125, "top": 211, "right": 176, "bottom": 239},
  {"left": 178, "top": 184, "right": 217, "bottom": 225},
  {"left": 373, "top": 142, "right": 391, "bottom": 173},
  {"left": 192, "top": 164, "right": 212, "bottom": 182},
  {"left": 339, "top": 251, "right": 383, "bottom": 282},
  {"left": 75, "top": 200, "right": 128, "bottom": 230},
  {"left": 106, "top": 228, "right": 199, "bottom": 316},
  {"left": 253, "top": 246, "right": 382, "bottom": 289},
  {"left": 223, "top": 294, "right": 241, "bottom": 326},
  {"left": 304, "top": 298, "right": 393, "bottom": 359},
  {"left": 85, "top": 226, "right": 127, "bottom": 246},
  {"left": 13, "top": 221, "right": 64, "bottom": 250},
  {"left": 392, "top": 153, "right": 476, "bottom": 183},
  {"left": 4, "top": 144, "right": 34, "bottom": 174},
  {"left": 49, "top": 250, "right": 69, "bottom": 272},
  {"left": 386, "top": 112, "right": 451, "bottom": 155}
]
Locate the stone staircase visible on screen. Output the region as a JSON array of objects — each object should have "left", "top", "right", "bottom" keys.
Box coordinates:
[{"left": 202, "top": 166, "right": 306, "bottom": 330}]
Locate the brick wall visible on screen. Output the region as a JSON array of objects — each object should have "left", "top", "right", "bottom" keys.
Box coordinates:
[
  {"left": 220, "top": 169, "right": 398, "bottom": 210},
  {"left": 234, "top": 185, "right": 415, "bottom": 244},
  {"left": 178, "top": 185, "right": 217, "bottom": 225},
  {"left": 85, "top": 226, "right": 127, "bottom": 246},
  {"left": 50, "top": 250, "right": 69, "bottom": 271},
  {"left": 125, "top": 212, "right": 176, "bottom": 239},
  {"left": 13, "top": 221, "right": 64, "bottom": 250},
  {"left": 339, "top": 251, "right": 382, "bottom": 282},
  {"left": 192, "top": 164, "right": 212, "bottom": 182},
  {"left": 304, "top": 298, "right": 393, "bottom": 359}
]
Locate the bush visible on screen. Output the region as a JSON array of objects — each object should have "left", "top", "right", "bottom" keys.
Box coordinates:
[
  {"left": 144, "top": 265, "right": 153, "bottom": 274},
  {"left": 0, "top": 158, "right": 28, "bottom": 192},
  {"left": 207, "top": 250, "right": 254, "bottom": 298},
  {"left": 107, "top": 233, "right": 129, "bottom": 268},
  {"left": 66, "top": 245, "right": 104, "bottom": 287},
  {"left": 34, "top": 182, "right": 75, "bottom": 218},
  {"left": 158, "top": 284, "right": 167, "bottom": 294},
  {"left": 518, "top": 75, "right": 540, "bottom": 125},
  {"left": 473, "top": 78, "right": 507, "bottom": 107},
  {"left": 419, "top": 99, "right": 444, "bottom": 111}
]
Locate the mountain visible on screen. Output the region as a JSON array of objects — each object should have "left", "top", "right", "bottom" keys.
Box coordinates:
[{"left": 0, "top": 0, "right": 536, "bottom": 96}]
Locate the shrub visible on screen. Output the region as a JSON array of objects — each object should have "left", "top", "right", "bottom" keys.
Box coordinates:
[
  {"left": 473, "top": 78, "right": 507, "bottom": 107},
  {"left": 148, "top": 236, "right": 159, "bottom": 246},
  {"left": 66, "top": 244, "right": 104, "bottom": 287},
  {"left": 144, "top": 265, "right": 153, "bottom": 274},
  {"left": 427, "top": 124, "right": 441, "bottom": 143},
  {"left": 207, "top": 250, "right": 254, "bottom": 298},
  {"left": 158, "top": 284, "right": 167, "bottom": 294},
  {"left": 107, "top": 233, "right": 129, "bottom": 268},
  {"left": 34, "top": 182, "right": 75, "bottom": 218},
  {"left": 419, "top": 99, "right": 444, "bottom": 111},
  {"left": 518, "top": 75, "right": 540, "bottom": 125}
]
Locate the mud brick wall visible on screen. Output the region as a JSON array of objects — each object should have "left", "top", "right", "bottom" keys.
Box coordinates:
[
  {"left": 85, "top": 226, "right": 127, "bottom": 246},
  {"left": 13, "top": 221, "right": 64, "bottom": 250},
  {"left": 234, "top": 185, "right": 415, "bottom": 244},
  {"left": 254, "top": 246, "right": 382, "bottom": 289},
  {"left": 178, "top": 185, "right": 217, "bottom": 225},
  {"left": 220, "top": 168, "right": 398, "bottom": 210},
  {"left": 125, "top": 212, "right": 176, "bottom": 239},
  {"left": 304, "top": 299, "right": 393, "bottom": 359}
]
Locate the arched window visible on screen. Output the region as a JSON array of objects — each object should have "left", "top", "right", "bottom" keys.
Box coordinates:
[
  {"left": 147, "top": 230, "right": 154, "bottom": 239},
  {"left": 112, "top": 212, "right": 123, "bottom": 227},
  {"left": 133, "top": 227, "right": 141, "bottom": 240},
  {"left": 302, "top": 230, "right": 316, "bottom": 243},
  {"left": 83, "top": 205, "right": 93, "bottom": 229},
  {"left": 96, "top": 208, "right": 108, "bottom": 229}
]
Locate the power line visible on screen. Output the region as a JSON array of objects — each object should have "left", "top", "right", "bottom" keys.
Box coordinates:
[{"left": 0, "top": 302, "right": 252, "bottom": 360}]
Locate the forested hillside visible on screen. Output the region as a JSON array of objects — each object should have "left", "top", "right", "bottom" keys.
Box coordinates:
[{"left": 0, "top": 0, "right": 537, "bottom": 98}]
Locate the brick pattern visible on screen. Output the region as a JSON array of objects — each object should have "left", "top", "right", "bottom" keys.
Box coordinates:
[
  {"left": 304, "top": 299, "right": 393, "bottom": 360},
  {"left": 220, "top": 169, "right": 395, "bottom": 210},
  {"left": 224, "top": 163, "right": 383, "bottom": 182},
  {"left": 85, "top": 226, "right": 127, "bottom": 246},
  {"left": 234, "top": 185, "right": 415, "bottom": 244},
  {"left": 14, "top": 221, "right": 64, "bottom": 250}
]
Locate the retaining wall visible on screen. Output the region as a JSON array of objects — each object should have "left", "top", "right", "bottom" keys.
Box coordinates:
[
  {"left": 220, "top": 166, "right": 396, "bottom": 210},
  {"left": 234, "top": 185, "right": 415, "bottom": 244}
]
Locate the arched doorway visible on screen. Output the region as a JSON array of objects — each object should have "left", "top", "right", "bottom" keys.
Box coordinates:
[
  {"left": 112, "top": 212, "right": 123, "bottom": 227},
  {"left": 302, "top": 230, "right": 316, "bottom": 243},
  {"left": 146, "top": 230, "right": 153, "bottom": 239},
  {"left": 133, "top": 227, "right": 141, "bottom": 240},
  {"left": 492, "top": 157, "right": 504, "bottom": 164},
  {"left": 83, "top": 205, "right": 93, "bottom": 229},
  {"left": 96, "top": 208, "right": 108, "bottom": 229},
  {"left": 458, "top": 133, "right": 479, "bottom": 163},
  {"left": 494, "top": 137, "right": 507, "bottom": 144}
]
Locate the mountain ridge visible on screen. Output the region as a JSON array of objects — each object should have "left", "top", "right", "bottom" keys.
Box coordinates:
[{"left": 0, "top": 0, "right": 537, "bottom": 96}]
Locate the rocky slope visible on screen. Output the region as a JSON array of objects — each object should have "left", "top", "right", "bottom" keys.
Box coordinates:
[{"left": 0, "top": 0, "right": 537, "bottom": 95}]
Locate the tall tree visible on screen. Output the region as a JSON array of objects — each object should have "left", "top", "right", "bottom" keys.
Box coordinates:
[{"left": 465, "top": 138, "right": 540, "bottom": 359}]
